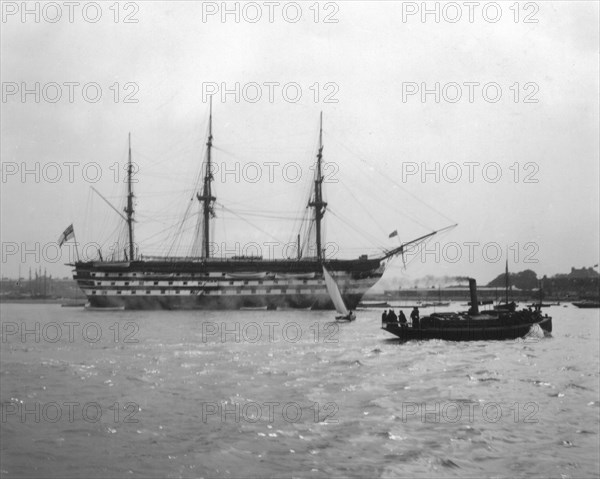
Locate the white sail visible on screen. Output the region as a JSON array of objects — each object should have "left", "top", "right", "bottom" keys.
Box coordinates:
[{"left": 322, "top": 266, "right": 349, "bottom": 316}]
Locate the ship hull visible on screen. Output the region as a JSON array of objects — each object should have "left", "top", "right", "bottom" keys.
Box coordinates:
[
  {"left": 73, "top": 258, "right": 383, "bottom": 310},
  {"left": 81, "top": 292, "right": 367, "bottom": 310}
]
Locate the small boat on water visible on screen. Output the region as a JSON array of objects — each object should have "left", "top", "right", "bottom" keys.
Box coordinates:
[
  {"left": 527, "top": 302, "right": 559, "bottom": 308},
  {"left": 61, "top": 301, "right": 87, "bottom": 307},
  {"left": 462, "top": 300, "right": 493, "bottom": 307},
  {"left": 358, "top": 301, "right": 390, "bottom": 308},
  {"left": 276, "top": 306, "right": 312, "bottom": 311},
  {"left": 420, "top": 286, "right": 451, "bottom": 307},
  {"left": 382, "top": 279, "right": 552, "bottom": 341},
  {"left": 572, "top": 300, "right": 600, "bottom": 308},
  {"left": 420, "top": 301, "right": 451, "bottom": 308},
  {"left": 84, "top": 304, "right": 125, "bottom": 311},
  {"left": 393, "top": 302, "right": 426, "bottom": 309}
]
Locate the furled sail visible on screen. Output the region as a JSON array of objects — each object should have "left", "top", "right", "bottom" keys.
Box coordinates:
[{"left": 322, "top": 266, "right": 349, "bottom": 316}]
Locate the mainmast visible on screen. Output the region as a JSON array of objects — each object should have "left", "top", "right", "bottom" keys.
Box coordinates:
[
  {"left": 125, "top": 133, "right": 135, "bottom": 261},
  {"left": 197, "top": 97, "right": 216, "bottom": 259},
  {"left": 308, "top": 112, "right": 327, "bottom": 261}
]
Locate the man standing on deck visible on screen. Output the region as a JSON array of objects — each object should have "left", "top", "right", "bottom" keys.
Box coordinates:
[{"left": 411, "top": 307, "right": 420, "bottom": 328}]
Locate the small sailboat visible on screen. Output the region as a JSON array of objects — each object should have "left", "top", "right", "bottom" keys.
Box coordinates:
[{"left": 322, "top": 266, "right": 355, "bottom": 321}]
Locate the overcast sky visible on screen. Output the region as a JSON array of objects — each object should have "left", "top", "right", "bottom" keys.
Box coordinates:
[{"left": 1, "top": 1, "right": 598, "bottom": 283}]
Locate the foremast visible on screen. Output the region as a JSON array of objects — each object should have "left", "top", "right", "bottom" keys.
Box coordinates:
[
  {"left": 308, "top": 112, "right": 327, "bottom": 261},
  {"left": 197, "top": 97, "right": 216, "bottom": 259},
  {"left": 125, "top": 133, "right": 135, "bottom": 261}
]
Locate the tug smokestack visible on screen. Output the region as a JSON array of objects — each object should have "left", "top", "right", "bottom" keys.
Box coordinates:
[{"left": 469, "top": 278, "right": 479, "bottom": 315}]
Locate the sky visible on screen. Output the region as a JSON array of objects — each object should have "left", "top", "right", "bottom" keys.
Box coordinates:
[{"left": 1, "top": 0, "right": 599, "bottom": 284}]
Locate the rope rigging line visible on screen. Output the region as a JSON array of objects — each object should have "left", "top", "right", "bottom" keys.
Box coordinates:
[
  {"left": 328, "top": 134, "right": 457, "bottom": 227},
  {"left": 332, "top": 154, "right": 437, "bottom": 232},
  {"left": 327, "top": 207, "right": 388, "bottom": 253},
  {"left": 216, "top": 202, "right": 287, "bottom": 245},
  {"left": 356, "top": 179, "right": 435, "bottom": 232},
  {"left": 166, "top": 196, "right": 196, "bottom": 257},
  {"left": 337, "top": 180, "right": 390, "bottom": 239}
]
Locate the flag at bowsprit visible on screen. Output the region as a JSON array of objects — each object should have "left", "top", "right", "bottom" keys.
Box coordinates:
[
  {"left": 388, "top": 230, "right": 398, "bottom": 238},
  {"left": 58, "top": 224, "right": 75, "bottom": 247}
]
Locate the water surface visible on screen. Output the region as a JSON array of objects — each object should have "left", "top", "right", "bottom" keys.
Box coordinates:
[{"left": 1, "top": 303, "right": 598, "bottom": 478}]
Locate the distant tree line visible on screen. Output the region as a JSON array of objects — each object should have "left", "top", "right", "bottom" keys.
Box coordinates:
[{"left": 487, "top": 267, "right": 599, "bottom": 298}]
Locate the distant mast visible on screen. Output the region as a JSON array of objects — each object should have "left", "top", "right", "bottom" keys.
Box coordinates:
[
  {"left": 309, "top": 112, "right": 327, "bottom": 261},
  {"left": 125, "top": 133, "right": 135, "bottom": 261},
  {"left": 197, "top": 97, "right": 216, "bottom": 259},
  {"left": 505, "top": 259, "right": 509, "bottom": 304}
]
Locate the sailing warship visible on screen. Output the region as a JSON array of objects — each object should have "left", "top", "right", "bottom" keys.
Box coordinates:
[{"left": 69, "top": 104, "right": 450, "bottom": 310}]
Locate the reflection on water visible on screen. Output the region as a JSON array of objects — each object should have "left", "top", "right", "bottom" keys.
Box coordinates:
[{"left": 1, "top": 303, "right": 598, "bottom": 478}]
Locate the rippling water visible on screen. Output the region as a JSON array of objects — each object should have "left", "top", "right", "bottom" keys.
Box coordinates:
[{"left": 1, "top": 303, "right": 598, "bottom": 478}]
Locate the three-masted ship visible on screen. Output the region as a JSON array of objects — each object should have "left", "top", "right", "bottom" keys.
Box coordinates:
[{"left": 71, "top": 105, "right": 446, "bottom": 310}]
